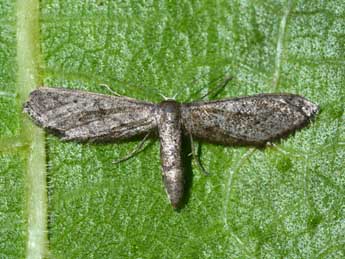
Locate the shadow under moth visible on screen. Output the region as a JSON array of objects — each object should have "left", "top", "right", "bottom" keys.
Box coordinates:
[{"left": 24, "top": 87, "right": 319, "bottom": 208}]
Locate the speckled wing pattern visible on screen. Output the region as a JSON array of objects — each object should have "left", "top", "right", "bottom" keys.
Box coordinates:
[
  {"left": 181, "top": 94, "right": 319, "bottom": 146},
  {"left": 24, "top": 87, "right": 158, "bottom": 141}
]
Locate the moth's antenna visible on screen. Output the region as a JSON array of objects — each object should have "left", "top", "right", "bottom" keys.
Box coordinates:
[
  {"left": 182, "top": 70, "right": 233, "bottom": 102},
  {"left": 174, "top": 76, "right": 203, "bottom": 101},
  {"left": 99, "top": 84, "right": 122, "bottom": 96},
  {"left": 174, "top": 70, "right": 230, "bottom": 101},
  {"left": 159, "top": 93, "right": 178, "bottom": 101},
  {"left": 199, "top": 75, "right": 233, "bottom": 100},
  {"left": 110, "top": 77, "right": 164, "bottom": 100}
]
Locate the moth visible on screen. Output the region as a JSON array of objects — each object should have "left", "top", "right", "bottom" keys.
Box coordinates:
[{"left": 24, "top": 87, "right": 319, "bottom": 208}]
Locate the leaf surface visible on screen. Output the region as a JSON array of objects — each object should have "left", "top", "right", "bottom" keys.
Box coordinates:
[{"left": 1, "top": 0, "right": 345, "bottom": 258}]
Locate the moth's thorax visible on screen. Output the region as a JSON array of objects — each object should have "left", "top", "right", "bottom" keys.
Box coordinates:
[{"left": 158, "top": 100, "right": 181, "bottom": 118}]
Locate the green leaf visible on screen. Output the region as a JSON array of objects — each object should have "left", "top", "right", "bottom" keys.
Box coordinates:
[
  {"left": 1, "top": 0, "right": 345, "bottom": 258},
  {"left": 0, "top": 1, "right": 26, "bottom": 259}
]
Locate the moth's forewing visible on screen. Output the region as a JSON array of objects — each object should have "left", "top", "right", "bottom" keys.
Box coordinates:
[
  {"left": 24, "top": 87, "right": 158, "bottom": 141},
  {"left": 181, "top": 94, "right": 319, "bottom": 146}
]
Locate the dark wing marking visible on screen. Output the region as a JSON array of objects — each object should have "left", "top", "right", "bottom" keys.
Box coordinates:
[
  {"left": 24, "top": 87, "right": 158, "bottom": 141},
  {"left": 181, "top": 94, "right": 319, "bottom": 146}
]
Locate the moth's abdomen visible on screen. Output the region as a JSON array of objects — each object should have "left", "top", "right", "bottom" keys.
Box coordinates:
[{"left": 157, "top": 100, "right": 184, "bottom": 208}]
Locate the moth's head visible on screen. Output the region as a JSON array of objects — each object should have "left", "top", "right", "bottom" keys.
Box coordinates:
[{"left": 158, "top": 99, "right": 180, "bottom": 113}]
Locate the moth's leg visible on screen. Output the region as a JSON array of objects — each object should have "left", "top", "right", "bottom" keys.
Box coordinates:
[
  {"left": 99, "top": 84, "right": 122, "bottom": 96},
  {"left": 199, "top": 75, "right": 233, "bottom": 100},
  {"left": 188, "top": 131, "right": 209, "bottom": 176},
  {"left": 112, "top": 132, "right": 151, "bottom": 164}
]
